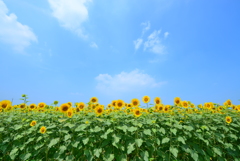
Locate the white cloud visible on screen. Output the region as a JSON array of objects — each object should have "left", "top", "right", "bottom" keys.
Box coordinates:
[
  {"left": 164, "top": 32, "right": 169, "bottom": 38},
  {"left": 48, "top": 0, "right": 91, "bottom": 38},
  {"left": 90, "top": 42, "right": 98, "bottom": 48},
  {"left": 0, "top": 0, "right": 37, "bottom": 52},
  {"left": 95, "top": 69, "right": 166, "bottom": 95},
  {"left": 141, "top": 21, "right": 151, "bottom": 35},
  {"left": 144, "top": 30, "right": 165, "bottom": 54},
  {"left": 133, "top": 38, "right": 143, "bottom": 50}
]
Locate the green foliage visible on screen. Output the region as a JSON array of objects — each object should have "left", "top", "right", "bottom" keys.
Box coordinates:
[{"left": 0, "top": 107, "right": 240, "bottom": 160}]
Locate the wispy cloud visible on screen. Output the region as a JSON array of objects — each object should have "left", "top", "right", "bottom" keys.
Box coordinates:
[
  {"left": 48, "top": 0, "right": 91, "bottom": 39},
  {"left": 133, "top": 21, "right": 150, "bottom": 51},
  {"left": 90, "top": 42, "right": 98, "bottom": 49},
  {"left": 164, "top": 32, "right": 169, "bottom": 38},
  {"left": 141, "top": 21, "right": 151, "bottom": 36},
  {"left": 144, "top": 30, "right": 165, "bottom": 54},
  {"left": 0, "top": 0, "right": 37, "bottom": 52},
  {"left": 133, "top": 38, "right": 143, "bottom": 50},
  {"left": 95, "top": 69, "right": 166, "bottom": 95}
]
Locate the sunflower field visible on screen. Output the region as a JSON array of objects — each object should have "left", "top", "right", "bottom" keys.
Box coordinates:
[{"left": 0, "top": 95, "right": 240, "bottom": 161}]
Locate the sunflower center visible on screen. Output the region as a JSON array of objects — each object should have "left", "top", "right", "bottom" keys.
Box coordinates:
[
  {"left": 97, "top": 108, "right": 103, "bottom": 113},
  {"left": 2, "top": 103, "right": 7, "bottom": 108},
  {"left": 156, "top": 100, "right": 160, "bottom": 104},
  {"left": 133, "top": 101, "right": 138, "bottom": 106},
  {"left": 144, "top": 98, "right": 148, "bottom": 102},
  {"left": 135, "top": 110, "right": 140, "bottom": 115},
  {"left": 92, "top": 99, "right": 96, "bottom": 102},
  {"left": 62, "top": 106, "right": 68, "bottom": 111},
  {"left": 117, "top": 103, "right": 122, "bottom": 107}
]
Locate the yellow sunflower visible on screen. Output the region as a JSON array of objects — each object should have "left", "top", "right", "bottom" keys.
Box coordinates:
[
  {"left": 95, "top": 106, "right": 104, "bottom": 116},
  {"left": 225, "top": 99, "right": 232, "bottom": 107},
  {"left": 67, "top": 108, "right": 73, "bottom": 118},
  {"left": 67, "top": 102, "right": 72, "bottom": 107},
  {"left": 19, "top": 103, "right": 27, "bottom": 109},
  {"left": 60, "top": 103, "right": 70, "bottom": 113},
  {"left": 131, "top": 98, "right": 140, "bottom": 107},
  {"left": 181, "top": 101, "right": 188, "bottom": 108},
  {"left": 133, "top": 109, "right": 141, "bottom": 117},
  {"left": 142, "top": 96, "right": 150, "bottom": 104},
  {"left": 77, "top": 102, "right": 85, "bottom": 110},
  {"left": 0, "top": 100, "right": 12, "bottom": 109},
  {"left": 174, "top": 97, "right": 181, "bottom": 106},
  {"left": 225, "top": 116, "right": 232, "bottom": 124},
  {"left": 29, "top": 103, "right": 37, "bottom": 110},
  {"left": 154, "top": 97, "right": 161, "bottom": 105},
  {"left": 111, "top": 100, "right": 117, "bottom": 107},
  {"left": 90, "top": 97, "right": 98, "bottom": 103},
  {"left": 40, "top": 126, "right": 47, "bottom": 134},
  {"left": 30, "top": 121, "right": 37, "bottom": 127},
  {"left": 116, "top": 100, "right": 125, "bottom": 109},
  {"left": 38, "top": 102, "right": 46, "bottom": 109}
]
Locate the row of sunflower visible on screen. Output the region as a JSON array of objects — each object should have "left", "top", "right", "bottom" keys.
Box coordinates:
[{"left": 0, "top": 97, "right": 240, "bottom": 160}]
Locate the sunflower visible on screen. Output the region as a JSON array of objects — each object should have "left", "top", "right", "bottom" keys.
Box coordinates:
[
  {"left": 131, "top": 98, "right": 140, "bottom": 107},
  {"left": 107, "top": 104, "right": 112, "bottom": 109},
  {"left": 30, "top": 121, "right": 37, "bottom": 127},
  {"left": 157, "top": 104, "right": 164, "bottom": 111},
  {"left": 133, "top": 109, "right": 141, "bottom": 117},
  {"left": 90, "top": 97, "right": 98, "bottom": 103},
  {"left": 116, "top": 100, "right": 125, "bottom": 109},
  {"left": 225, "top": 99, "right": 232, "bottom": 107},
  {"left": 181, "top": 101, "right": 188, "bottom": 108},
  {"left": 0, "top": 100, "right": 11, "bottom": 109},
  {"left": 29, "top": 103, "right": 37, "bottom": 110},
  {"left": 127, "top": 103, "right": 133, "bottom": 109},
  {"left": 225, "top": 116, "right": 232, "bottom": 124},
  {"left": 174, "top": 97, "right": 181, "bottom": 106},
  {"left": 40, "top": 126, "right": 47, "bottom": 134},
  {"left": 95, "top": 106, "right": 104, "bottom": 116},
  {"left": 60, "top": 103, "right": 70, "bottom": 113},
  {"left": 154, "top": 97, "right": 161, "bottom": 105},
  {"left": 38, "top": 102, "right": 46, "bottom": 109},
  {"left": 111, "top": 100, "right": 117, "bottom": 107},
  {"left": 77, "top": 102, "right": 85, "bottom": 110},
  {"left": 67, "top": 102, "right": 72, "bottom": 107},
  {"left": 164, "top": 105, "right": 170, "bottom": 112},
  {"left": 19, "top": 103, "right": 27, "bottom": 109},
  {"left": 142, "top": 96, "right": 150, "bottom": 104},
  {"left": 67, "top": 109, "right": 73, "bottom": 118},
  {"left": 197, "top": 104, "right": 202, "bottom": 109}
]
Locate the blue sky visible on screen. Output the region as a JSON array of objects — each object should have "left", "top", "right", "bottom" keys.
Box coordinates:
[{"left": 1, "top": 0, "right": 240, "bottom": 106}]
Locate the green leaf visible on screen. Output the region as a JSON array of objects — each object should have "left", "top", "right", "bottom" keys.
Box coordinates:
[
  {"left": 117, "top": 125, "right": 128, "bottom": 133},
  {"left": 159, "top": 127, "right": 166, "bottom": 134},
  {"left": 213, "top": 147, "right": 222, "bottom": 157},
  {"left": 162, "top": 137, "right": 170, "bottom": 144},
  {"left": 93, "top": 126, "right": 101, "bottom": 132},
  {"left": 113, "top": 134, "right": 121, "bottom": 144},
  {"left": 140, "top": 151, "right": 149, "bottom": 161},
  {"left": 156, "top": 138, "right": 160, "bottom": 145},
  {"left": 190, "top": 149, "right": 198, "bottom": 161},
  {"left": 75, "top": 124, "right": 87, "bottom": 132},
  {"left": 9, "top": 148, "right": 19, "bottom": 160},
  {"left": 135, "top": 139, "right": 143, "bottom": 147},
  {"left": 20, "top": 153, "right": 31, "bottom": 160},
  {"left": 170, "top": 128, "right": 177, "bottom": 135},
  {"left": 94, "top": 148, "right": 102, "bottom": 158},
  {"left": 143, "top": 129, "right": 151, "bottom": 136},
  {"left": 0, "top": 127, "right": 4, "bottom": 132},
  {"left": 64, "top": 123, "right": 75, "bottom": 128},
  {"left": 170, "top": 147, "right": 178, "bottom": 158},
  {"left": 177, "top": 136, "right": 186, "bottom": 144},
  {"left": 103, "top": 154, "right": 115, "bottom": 161},
  {"left": 64, "top": 134, "right": 71, "bottom": 141},
  {"left": 48, "top": 138, "right": 60, "bottom": 148},
  {"left": 14, "top": 124, "right": 22, "bottom": 130},
  {"left": 128, "top": 126, "right": 137, "bottom": 132},
  {"left": 184, "top": 125, "right": 194, "bottom": 131},
  {"left": 72, "top": 141, "right": 80, "bottom": 148},
  {"left": 83, "top": 137, "right": 89, "bottom": 145},
  {"left": 59, "top": 145, "right": 67, "bottom": 154},
  {"left": 127, "top": 143, "right": 135, "bottom": 154}
]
